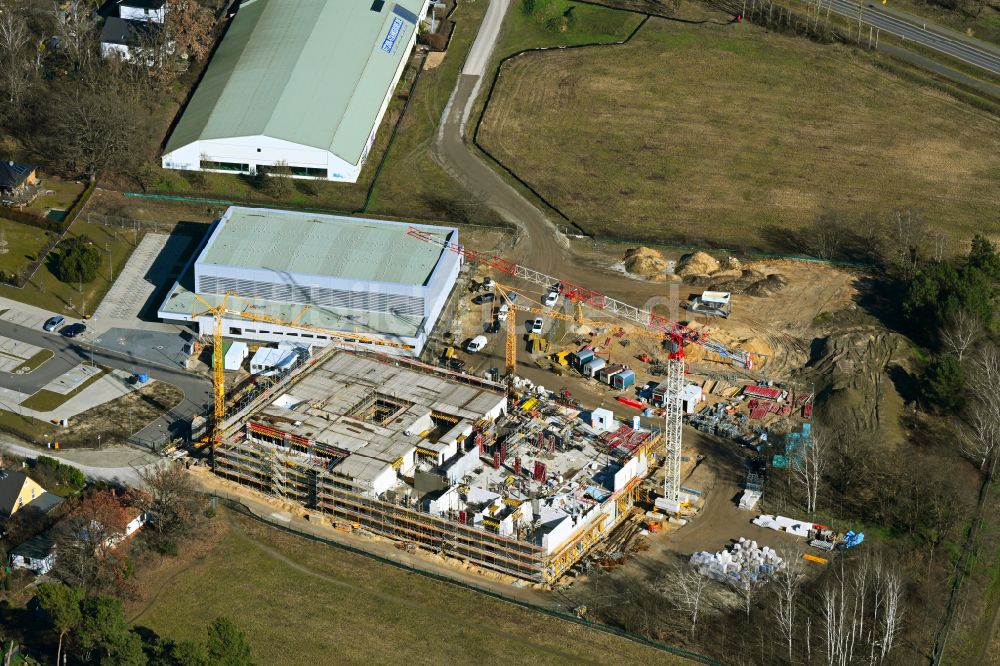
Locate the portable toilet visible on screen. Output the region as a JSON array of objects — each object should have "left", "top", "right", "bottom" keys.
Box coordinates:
[
  {"left": 611, "top": 368, "right": 636, "bottom": 391},
  {"left": 571, "top": 347, "right": 595, "bottom": 371},
  {"left": 582, "top": 357, "right": 606, "bottom": 378}
]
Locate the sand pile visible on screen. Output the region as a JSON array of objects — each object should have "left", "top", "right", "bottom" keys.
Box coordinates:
[
  {"left": 623, "top": 247, "right": 668, "bottom": 276},
  {"left": 677, "top": 251, "right": 720, "bottom": 277}
]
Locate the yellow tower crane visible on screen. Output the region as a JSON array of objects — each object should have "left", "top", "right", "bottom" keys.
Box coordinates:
[{"left": 191, "top": 292, "right": 411, "bottom": 452}]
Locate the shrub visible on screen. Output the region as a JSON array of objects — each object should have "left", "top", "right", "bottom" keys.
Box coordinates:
[
  {"left": 921, "top": 355, "right": 966, "bottom": 413},
  {"left": 52, "top": 235, "right": 100, "bottom": 284}
]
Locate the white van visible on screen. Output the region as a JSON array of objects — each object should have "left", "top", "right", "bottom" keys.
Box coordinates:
[{"left": 466, "top": 335, "right": 488, "bottom": 353}]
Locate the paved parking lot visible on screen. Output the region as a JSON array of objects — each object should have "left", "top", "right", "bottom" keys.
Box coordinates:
[
  {"left": 0, "top": 336, "right": 45, "bottom": 373},
  {"left": 92, "top": 232, "right": 195, "bottom": 326},
  {"left": 92, "top": 328, "right": 193, "bottom": 369}
]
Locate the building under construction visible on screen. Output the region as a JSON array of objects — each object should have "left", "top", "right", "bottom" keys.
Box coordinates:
[{"left": 215, "top": 351, "right": 660, "bottom": 583}]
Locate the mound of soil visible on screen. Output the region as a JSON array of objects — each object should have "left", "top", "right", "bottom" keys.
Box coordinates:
[
  {"left": 623, "top": 246, "right": 668, "bottom": 276},
  {"left": 677, "top": 251, "right": 720, "bottom": 277},
  {"left": 807, "top": 331, "right": 907, "bottom": 442}
]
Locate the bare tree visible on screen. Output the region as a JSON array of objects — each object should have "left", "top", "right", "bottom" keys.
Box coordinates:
[
  {"left": 0, "top": 0, "right": 33, "bottom": 104},
  {"left": 963, "top": 407, "right": 1000, "bottom": 472},
  {"left": 940, "top": 309, "right": 982, "bottom": 361},
  {"left": 818, "top": 554, "right": 905, "bottom": 666},
  {"left": 47, "top": 70, "right": 144, "bottom": 177},
  {"left": 874, "top": 568, "right": 904, "bottom": 664},
  {"left": 964, "top": 345, "right": 1000, "bottom": 475},
  {"left": 659, "top": 560, "right": 711, "bottom": 637},
  {"left": 52, "top": 0, "right": 97, "bottom": 73},
  {"left": 771, "top": 548, "right": 805, "bottom": 662},
  {"left": 792, "top": 428, "right": 829, "bottom": 514},
  {"left": 885, "top": 209, "right": 927, "bottom": 280},
  {"left": 733, "top": 553, "right": 772, "bottom": 617}
]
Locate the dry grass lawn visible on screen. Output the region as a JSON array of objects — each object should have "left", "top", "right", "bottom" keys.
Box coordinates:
[
  {"left": 129, "top": 508, "right": 694, "bottom": 665},
  {"left": 478, "top": 18, "right": 1000, "bottom": 251}
]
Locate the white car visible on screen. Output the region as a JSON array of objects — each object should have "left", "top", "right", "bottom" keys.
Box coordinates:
[
  {"left": 543, "top": 291, "right": 559, "bottom": 307},
  {"left": 466, "top": 335, "right": 488, "bottom": 353},
  {"left": 483, "top": 277, "right": 495, "bottom": 290},
  {"left": 497, "top": 304, "right": 509, "bottom": 322},
  {"left": 531, "top": 318, "right": 544, "bottom": 334}
]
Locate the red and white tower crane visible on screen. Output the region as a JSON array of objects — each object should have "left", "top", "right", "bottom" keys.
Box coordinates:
[{"left": 407, "top": 228, "right": 756, "bottom": 513}]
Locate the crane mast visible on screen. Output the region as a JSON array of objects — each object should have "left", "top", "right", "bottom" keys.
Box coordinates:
[{"left": 407, "top": 229, "right": 756, "bottom": 515}]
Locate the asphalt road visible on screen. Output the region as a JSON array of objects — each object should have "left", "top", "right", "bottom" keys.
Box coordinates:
[
  {"left": 821, "top": 0, "right": 1000, "bottom": 76},
  {"left": 0, "top": 319, "right": 211, "bottom": 445}
]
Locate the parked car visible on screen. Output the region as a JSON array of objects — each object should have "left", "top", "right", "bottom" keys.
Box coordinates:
[
  {"left": 61, "top": 323, "right": 86, "bottom": 338},
  {"left": 43, "top": 315, "right": 65, "bottom": 332},
  {"left": 483, "top": 277, "right": 495, "bottom": 290},
  {"left": 466, "top": 335, "right": 488, "bottom": 353},
  {"left": 447, "top": 358, "right": 466, "bottom": 371},
  {"left": 497, "top": 303, "right": 510, "bottom": 322},
  {"left": 472, "top": 293, "right": 495, "bottom": 305},
  {"left": 543, "top": 291, "right": 559, "bottom": 307},
  {"left": 531, "top": 318, "right": 544, "bottom": 334}
]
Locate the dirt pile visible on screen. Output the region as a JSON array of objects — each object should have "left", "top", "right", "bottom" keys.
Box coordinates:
[
  {"left": 676, "top": 251, "right": 720, "bottom": 277},
  {"left": 676, "top": 251, "right": 791, "bottom": 296},
  {"left": 807, "top": 330, "right": 907, "bottom": 443},
  {"left": 623, "top": 247, "right": 669, "bottom": 276}
]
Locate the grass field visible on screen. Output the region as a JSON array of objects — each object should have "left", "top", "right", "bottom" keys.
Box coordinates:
[
  {"left": 129, "top": 508, "right": 692, "bottom": 665},
  {"left": 0, "top": 219, "right": 55, "bottom": 276},
  {"left": 497, "top": 0, "right": 646, "bottom": 54},
  {"left": 478, "top": 18, "right": 1000, "bottom": 251},
  {"left": 0, "top": 218, "right": 139, "bottom": 317}
]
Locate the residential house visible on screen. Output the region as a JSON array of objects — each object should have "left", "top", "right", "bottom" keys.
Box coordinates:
[
  {"left": 100, "top": 16, "right": 165, "bottom": 62},
  {"left": 100, "top": 0, "right": 170, "bottom": 62},
  {"left": 0, "top": 470, "right": 63, "bottom": 520},
  {"left": 0, "top": 161, "right": 39, "bottom": 201},
  {"left": 10, "top": 531, "right": 56, "bottom": 574},
  {"left": 118, "top": 0, "right": 167, "bottom": 23},
  {"left": 80, "top": 506, "right": 147, "bottom": 551}
]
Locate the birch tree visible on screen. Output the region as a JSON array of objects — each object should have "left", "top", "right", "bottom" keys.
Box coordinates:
[
  {"left": 962, "top": 344, "right": 1000, "bottom": 473},
  {"left": 659, "top": 561, "right": 711, "bottom": 637},
  {"left": 52, "top": 0, "right": 97, "bottom": 73},
  {"left": 771, "top": 549, "right": 805, "bottom": 662},
  {"left": 818, "top": 555, "right": 905, "bottom": 666},
  {"left": 792, "top": 428, "right": 829, "bottom": 514},
  {"left": 0, "top": 0, "right": 32, "bottom": 104},
  {"left": 939, "top": 309, "right": 982, "bottom": 362}
]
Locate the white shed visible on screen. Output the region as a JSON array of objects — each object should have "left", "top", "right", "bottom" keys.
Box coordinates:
[
  {"left": 224, "top": 341, "right": 248, "bottom": 371},
  {"left": 681, "top": 384, "right": 704, "bottom": 414},
  {"left": 591, "top": 407, "right": 615, "bottom": 433}
]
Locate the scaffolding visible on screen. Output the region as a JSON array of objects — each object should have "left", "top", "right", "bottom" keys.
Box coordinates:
[{"left": 214, "top": 428, "right": 660, "bottom": 583}]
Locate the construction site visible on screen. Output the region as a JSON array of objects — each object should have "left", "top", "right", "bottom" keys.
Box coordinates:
[
  {"left": 194, "top": 226, "right": 828, "bottom": 585},
  {"left": 212, "top": 350, "right": 661, "bottom": 582}
]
